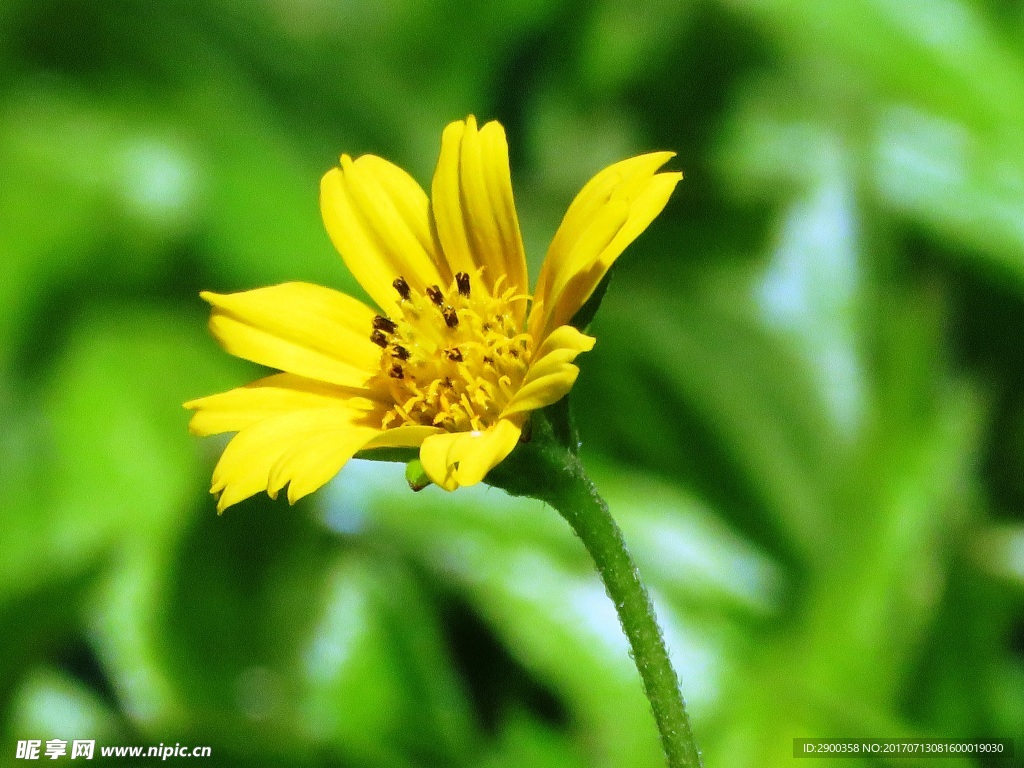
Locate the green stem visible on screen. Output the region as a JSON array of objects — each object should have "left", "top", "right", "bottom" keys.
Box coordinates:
[
  {"left": 488, "top": 418, "right": 703, "bottom": 768},
  {"left": 550, "top": 456, "right": 703, "bottom": 768}
]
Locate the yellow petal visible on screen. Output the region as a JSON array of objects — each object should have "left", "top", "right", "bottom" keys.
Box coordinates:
[
  {"left": 452, "top": 419, "right": 522, "bottom": 486},
  {"left": 357, "top": 155, "right": 449, "bottom": 281},
  {"left": 502, "top": 364, "right": 581, "bottom": 419},
  {"left": 478, "top": 121, "right": 529, "bottom": 304},
  {"left": 210, "top": 406, "right": 382, "bottom": 512},
  {"left": 321, "top": 158, "right": 445, "bottom": 314},
  {"left": 202, "top": 283, "right": 380, "bottom": 388},
  {"left": 501, "top": 325, "right": 596, "bottom": 418},
  {"left": 362, "top": 424, "right": 443, "bottom": 449},
  {"left": 546, "top": 198, "right": 630, "bottom": 312},
  {"left": 546, "top": 153, "right": 676, "bottom": 277},
  {"left": 531, "top": 152, "right": 681, "bottom": 338},
  {"left": 184, "top": 373, "right": 376, "bottom": 436},
  {"left": 431, "top": 116, "right": 528, "bottom": 305},
  {"left": 418, "top": 420, "right": 522, "bottom": 490},
  {"left": 267, "top": 422, "right": 381, "bottom": 504},
  {"left": 551, "top": 172, "right": 681, "bottom": 329},
  {"left": 533, "top": 152, "right": 672, "bottom": 306},
  {"left": 431, "top": 121, "right": 476, "bottom": 280},
  {"left": 534, "top": 323, "right": 597, "bottom": 360},
  {"left": 419, "top": 431, "right": 463, "bottom": 491}
]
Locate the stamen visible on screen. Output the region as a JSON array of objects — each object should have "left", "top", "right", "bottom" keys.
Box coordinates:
[
  {"left": 393, "top": 276, "right": 411, "bottom": 301},
  {"left": 373, "top": 315, "right": 397, "bottom": 334},
  {"left": 373, "top": 273, "right": 536, "bottom": 432},
  {"left": 426, "top": 285, "right": 444, "bottom": 306}
]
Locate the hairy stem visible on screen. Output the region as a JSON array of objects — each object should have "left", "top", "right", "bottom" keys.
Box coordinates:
[
  {"left": 488, "top": 419, "right": 703, "bottom": 768},
  {"left": 549, "top": 456, "right": 702, "bottom": 768}
]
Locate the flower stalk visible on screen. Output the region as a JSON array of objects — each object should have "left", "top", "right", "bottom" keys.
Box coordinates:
[{"left": 488, "top": 413, "right": 703, "bottom": 768}]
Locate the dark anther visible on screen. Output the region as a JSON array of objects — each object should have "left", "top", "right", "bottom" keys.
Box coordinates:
[
  {"left": 443, "top": 306, "right": 459, "bottom": 328},
  {"left": 371, "top": 330, "right": 389, "bottom": 347},
  {"left": 442, "top": 376, "right": 454, "bottom": 388},
  {"left": 426, "top": 285, "right": 444, "bottom": 306},
  {"left": 393, "top": 276, "right": 411, "bottom": 300},
  {"left": 446, "top": 347, "right": 463, "bottom": 362},
  {"left": 393, "top": 345, "right": 410, "bottom": 360},
  {"left": 373, "top": 315, "right": 397, "bottom": 334},
  {"left": 389, "top": 363, "right": 404, "bottom": 379},
  {"left": 456, "top": 271, "right": 471, "bottom": 297},
  {"left": 483, "top": 355, "right": 494, "bottom": 365},
  {"left": 482, "top": 322, "right": 492, "bottom": 331},
  {"left": 508, "top": 348, "right": 520, "bottom": 358}
]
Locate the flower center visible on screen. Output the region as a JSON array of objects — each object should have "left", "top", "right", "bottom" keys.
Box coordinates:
[{"left": 371, "top": 271, "right": 532, "bottom": 432}]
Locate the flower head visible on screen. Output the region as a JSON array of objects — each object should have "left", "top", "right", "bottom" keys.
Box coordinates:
[{"left": 186, "top": 116, "right": 680, "bottom": 511}]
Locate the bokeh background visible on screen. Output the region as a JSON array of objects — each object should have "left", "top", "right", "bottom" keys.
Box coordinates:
[{"left": 2, "top": 0, "right": 1024, "bottom": 766}]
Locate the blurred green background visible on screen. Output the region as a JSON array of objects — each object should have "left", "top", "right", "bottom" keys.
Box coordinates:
[{"left": 2, "top": 0, "right": 1024, "bottom": 766}]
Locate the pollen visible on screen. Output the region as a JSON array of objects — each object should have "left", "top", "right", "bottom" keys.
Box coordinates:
[{"left": 372, "top": 272, "right": 532, "bottom": 432}]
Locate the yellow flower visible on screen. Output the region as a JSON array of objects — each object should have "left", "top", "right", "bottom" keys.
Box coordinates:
[{"left": 185, "top": 116, "right": 680, "bottom": 511}]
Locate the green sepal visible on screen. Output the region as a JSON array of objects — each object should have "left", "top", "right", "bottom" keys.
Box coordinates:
[
  {"left": 354, "top": 447, "right": 418, "bottom": 464},
  {"left": 485, "top": 409, "right": 575, "bottom": 503},
  {"left": 541, "top": 396, "right": 580, "bottom": 455}
]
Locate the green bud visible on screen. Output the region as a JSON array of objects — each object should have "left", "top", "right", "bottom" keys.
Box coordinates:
[{"left": 405, "top": 458, "right": 431, "bottom": 491}]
